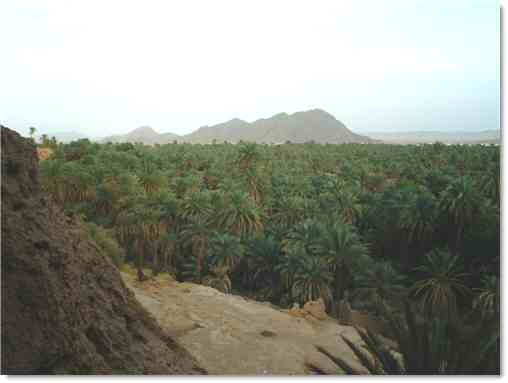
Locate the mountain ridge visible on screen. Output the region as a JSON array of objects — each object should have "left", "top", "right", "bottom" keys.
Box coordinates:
[{"left": 100, "top": 109, "right": 375, "bottom": 144}]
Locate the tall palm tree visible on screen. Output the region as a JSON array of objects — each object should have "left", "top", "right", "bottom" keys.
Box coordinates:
[
  {"left": 292, "top": 250, "right": 333, "bottom": 306},
  {"left": 275, "top": 247, "right": 305, "bottom": 304},
  {"left": 159, "top": 231, "right": 178, "bottom": 274},
  {"left": 213, "top": 190, "right": 263, "bottom": 237},
  {"left": 439, "top": 176, "right": 481, "bottom": 256},
  {"left": 207, "top": 232, "right": 244, "bottom": 271},
  {"left": 412, "top": 249, "right": 470, "bottom": 322},
  {"left": 354, "top": 260, "right": 407, "bottom": 315},
  {"left": 138, "top": 170, "right": 166, "bottom": 196},
  {"left": 245, "top": 235, "right": 283, "bottom": 299},
  {"left": 179, "top": 190, "right": 213, "bottom": 223},
  {"left": 400, "top": 187, "right": 437, "bottom": 245},
  {"left": 181, "top": 219, "right": 212, "bottom": 283},
  {"left": 285, "top": 219, "right": 322, "bottom": 256},
  {"left": 271, "top": 195, "right": 308, "bottom": 229},
  {"left": 481, "top": 160, "right": 500, "bottom": 207},
  {"left": 399, "top": 187, "right": 438, "bottom": 270},
  {"left": 473, "top": 274, "right": 499, "bottom": 320},
  {"left": 29, "top": 126, "right": 36, "bottom": 139},
  {"left": 319, "top": 220, "right": 369, "bottom": 308},
  {"left": 237, "top": 142, "right": 261, "bottom": 170}
]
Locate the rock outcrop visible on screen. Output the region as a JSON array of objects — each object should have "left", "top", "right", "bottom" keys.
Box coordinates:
[
  {"left": 288, "top": 299, "right": 329, "bottom": 321},
  {"left": 1, "top": 126, "right": 205, "bottom": 374},
  {"left": 123, "top": 273, "right": 366, "bottom": 375}
]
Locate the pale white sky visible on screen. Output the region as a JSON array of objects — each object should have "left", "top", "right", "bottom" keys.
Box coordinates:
[{"left": 0, "top": 0, "right": 500, "bottom": 137}]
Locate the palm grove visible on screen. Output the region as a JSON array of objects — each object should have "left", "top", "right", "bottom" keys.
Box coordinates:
[{"left": 39, "top": 138, "right": 500, "bottom": 373}]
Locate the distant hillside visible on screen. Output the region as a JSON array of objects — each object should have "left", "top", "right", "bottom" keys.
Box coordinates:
[
  {"left": 99, "top": 110, "right": 375, "bottom": 145},
  {"left": 101, "top": 126, "right": 179, "bottom": 145},
  {"left": 184, "top": 109, "right": 374, "bottom": 144},
  {"left": 368, "top": 130, "right": 501, "bottom": 144}
]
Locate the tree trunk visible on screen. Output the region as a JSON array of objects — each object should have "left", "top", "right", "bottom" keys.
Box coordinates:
[
  {"left": 136, "top": 240, "right": 146, "bottom": 281},
  {"left": 152, "top": 240, "right": 160, "bottom": 276},
  {"left": 453, "top": 221, "right": 463, "bottom": 257},
  {"left": 399, "top": 234, "right": 410, "bottom": 273},
  {"left": 334, "top": 262, "right": 350, "bottom": 318}
]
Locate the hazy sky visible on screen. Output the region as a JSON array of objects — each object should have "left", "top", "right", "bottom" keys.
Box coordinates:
[{"left": 0, "top": 0, "right": 499, "bottom": 137}]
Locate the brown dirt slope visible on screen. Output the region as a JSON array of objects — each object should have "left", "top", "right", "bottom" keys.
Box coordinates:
[{"left": 1, "top": 126, "right": 205, "bottom": 375}]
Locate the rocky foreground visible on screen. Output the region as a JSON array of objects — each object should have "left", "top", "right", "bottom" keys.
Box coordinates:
[
  {"left": 1, "top": 126, "right": 204, "bottom": 374},
  {"left": 123, "top": 272, "right": 365, "bottom": 375}
]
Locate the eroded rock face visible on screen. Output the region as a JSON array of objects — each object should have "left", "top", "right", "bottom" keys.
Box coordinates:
[{"left": 1, "top": 127, "right": 205, "bottom": 375}]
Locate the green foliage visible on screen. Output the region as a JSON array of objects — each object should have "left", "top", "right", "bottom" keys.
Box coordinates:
[
  {"left": 207, "top": 232, "right": 244, "bottom": 271},
  {"left": 353, "top": 260, "right": 407, "bottom": 314},
  {"left": 473, "top": 274, "right": 500, "bottom": 319},
  {"left": 38, "top": 138, "right": 499, "bottom": 341},
  {"left": 412, "top": 249, "right": 470, "bottom": 321},
  {"left": 86, "top": 222, "right": 125, "bottom": 267},
  {"left": 308, "top": 302, "right": 499, "bottom": 375}
]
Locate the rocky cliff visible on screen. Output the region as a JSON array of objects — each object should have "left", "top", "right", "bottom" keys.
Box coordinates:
[{"left": 1, "top": 126, "right": 205, "bottom": 374}]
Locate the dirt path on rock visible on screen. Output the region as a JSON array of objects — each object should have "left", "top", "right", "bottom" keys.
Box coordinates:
[{"left": 122, "top": 273, "right": 365, "bottom": 375}]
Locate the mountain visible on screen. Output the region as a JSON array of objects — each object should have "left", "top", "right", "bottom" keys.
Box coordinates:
[
  {"left": 367, "top": 130, "right": 501, "bottom": 145},
  {"left": 184, "top": 109, "right": 375, "bottom": 144},
  {"left": 102, "top": 126, "right": 179, "bottom": 145},
  {"left": 99, "top": 110, "right": 375, "bottom": 145}
]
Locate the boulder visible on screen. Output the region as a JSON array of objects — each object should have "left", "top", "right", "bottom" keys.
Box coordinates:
[{"left": 303, "top": 298, "right": 328, "bottom": 320}]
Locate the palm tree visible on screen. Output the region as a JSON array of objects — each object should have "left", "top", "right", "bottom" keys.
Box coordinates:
[
  {"left": 439, "top": 176, "right": 481, "bottom": 256},
  {"left": 275, "top": 247, "right": 305, "bottom": 304},
  {"left": 244, "top": 167, "right": 265, "bottom": 205},
  {"left": 207, "top": 232, "right": 244, "bottom": 271},
  {"left": 481, "top": 159, "right": 500, "bottom": 207},
  {"left": 292, "top": 249, "right": 333, "bottom": 306},
  {"left": 213, "top": 190, "right": 263, "bottom": 237},
  {"left": 181, "top": 219, "right": 212, "bottom": 283},
  {"left": 336, "top": 187, "right": 363, "bottom": 225},
  {"left": 353, "top": 260, "right": 407, "bottom": 315},
  {"left": 400, "top": 187, "right": 437, "bottom": 244},
  {"left": 412, "top": 249, "right": 470, "bottom": 322},
  {"left": 179, "top": 190, "right": 213, "bottom": 223},
  {"left": 245, "top": 235, "right": 283, "bottom": 299},
  {"left": 271, "top": 195, "right": 308, "bottom": 229},
  {"left": 29, "top": 126, "right": 36, "bottom": 139},
  {"left": 473, "top": 274, "right": 499, "bottom": 319},
  {"left": 307, "top": 302, "right": 500, "bottom": 375},
  {"left": 399, "top": 187, "right": 438, "bottom": 270},
  {"left": 139, "top": 170, "right": 166, "bottom": 195},
  {"left": 285, "top": 219, "right": 322, "bottom": 257},
  {"left": 319, "top": 220, "right": 369, "bottom": 309},
  {"left": 158, "top": 231, "right": 178, "bottom": 274},
  {"left": 237, "top": 142, "right": 261, "bottom": 170},
  {"left": 63, "top": 164, "right": 97, "bottom": 203}
]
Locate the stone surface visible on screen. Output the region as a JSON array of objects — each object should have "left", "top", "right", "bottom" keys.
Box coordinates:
[{"left": 123, "top": 273, "right": 366, "bottom": 375}]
